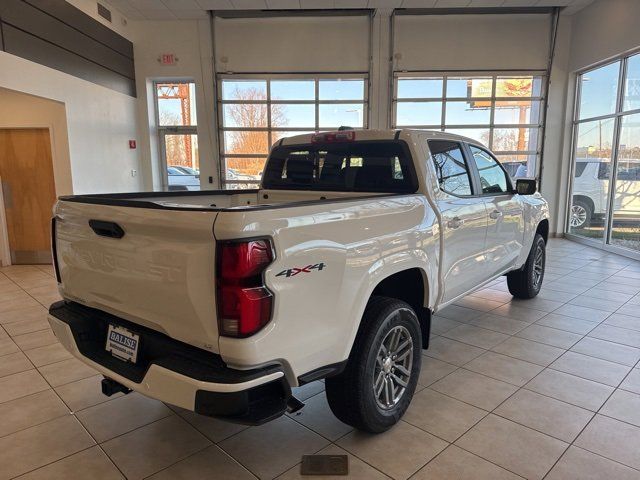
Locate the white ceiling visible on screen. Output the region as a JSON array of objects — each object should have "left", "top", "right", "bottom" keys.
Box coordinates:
[{"left": 105, "top": 0, "right": 595, "bottom": 20}]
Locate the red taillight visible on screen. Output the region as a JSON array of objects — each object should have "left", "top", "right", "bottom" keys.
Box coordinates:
[{"left": 217, "top": 239, "right": 274, "bottom": 338}]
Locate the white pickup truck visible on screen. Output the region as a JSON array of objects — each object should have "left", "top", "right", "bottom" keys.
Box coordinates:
[{"left": 48, "top": 129, "right": 549, "bottom": 433}]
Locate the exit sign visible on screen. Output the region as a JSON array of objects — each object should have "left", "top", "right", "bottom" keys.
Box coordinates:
[{"left": 159, "top": 53, "right": 177, "bottom": 65}]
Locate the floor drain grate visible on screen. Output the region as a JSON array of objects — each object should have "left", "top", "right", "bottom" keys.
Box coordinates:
[{"left": 300, "top": 454, "right": 348, "bottom": 476}]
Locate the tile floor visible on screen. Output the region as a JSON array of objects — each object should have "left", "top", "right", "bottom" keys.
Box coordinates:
[{"left": 1, "top": 239, "right": 640, "bottom": 479}]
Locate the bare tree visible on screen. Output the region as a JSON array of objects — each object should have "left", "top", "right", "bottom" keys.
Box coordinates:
[
  {"left": 225, "top": 88, "right": 286, "bottom": 176},
  {"left": 159, "top": 110, "right": 198, "bottom": 169}
]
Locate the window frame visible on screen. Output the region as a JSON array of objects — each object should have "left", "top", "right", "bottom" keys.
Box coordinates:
[
  {"left": 216, "top": 73, "right": 369, "bottom": 189},
  {"left": 565, "top": 48, "right": 640, "bottom": 259},
  {"left": 153, "top": 79, "right": 199, "bottom": 191},
  {"left": 393, "top": 71, "right": 545, "bottom": 179}
]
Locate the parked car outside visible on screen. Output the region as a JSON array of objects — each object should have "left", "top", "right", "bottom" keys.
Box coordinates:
[
  {"left": 570, "top": 158, "right": 640, "bottom": 228},
  {"left": 167, "top": 165, "right": 200, "bottom": 191}
]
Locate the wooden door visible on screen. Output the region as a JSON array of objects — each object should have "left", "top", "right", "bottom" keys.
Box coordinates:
[{"left": 0, "top": 129, "right": 56, "bottom": 264}]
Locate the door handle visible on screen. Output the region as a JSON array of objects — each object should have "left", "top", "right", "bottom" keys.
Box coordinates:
[
  {"left": 89, "top": 220, "right": 125, "bottom": 239},
  {"left": 448, "top": 217, "right": 464, "bottom": 229},
  {"left": 489, "top": 210, "right": 503, "bottom": 220}
]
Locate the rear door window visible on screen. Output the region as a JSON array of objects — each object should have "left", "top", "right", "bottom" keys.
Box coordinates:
[
  {"left": 427, "top": 140, "right": 473, "bottom": 196},
  {"left": 262, "top": 141, "right": 417, "bottom": 193}
]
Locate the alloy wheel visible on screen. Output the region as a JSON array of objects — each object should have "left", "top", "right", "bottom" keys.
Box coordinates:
[
  {"left": 570, "top": 205, "right": 587, "bottom": 228},
  {"left": 373, "top": 324, "right": 413, "bottom": 410},
  {"left": 533, "top": 243, "right": 544, "bottom": 289}
]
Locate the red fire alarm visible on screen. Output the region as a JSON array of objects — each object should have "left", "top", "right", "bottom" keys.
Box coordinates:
[{"left": 129, "top": 140, "right": 136, "bottom": 149}]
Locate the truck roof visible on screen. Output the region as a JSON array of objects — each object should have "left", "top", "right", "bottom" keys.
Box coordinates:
[{"left": 277, "top": 128, "right": 486, "bottom": 148}]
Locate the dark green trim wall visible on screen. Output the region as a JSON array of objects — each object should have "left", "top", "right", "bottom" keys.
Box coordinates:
[{"left": 0, "top": 0, "right": 136, "bottom": 96}]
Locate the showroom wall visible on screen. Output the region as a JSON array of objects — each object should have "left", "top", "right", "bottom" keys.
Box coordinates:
[
  {"left": 0, "top": 52, "right": 141, "bottom": 194},
  {"left": 539, "top": 15, "right": 573, "bottom": 235},
  {"left": 65, "top": 0, "right": 134, "bottom": 40},
  {"left": 214, "top": 15, "right": 370, "bottom": 73},
  {"left": 393, "top": 13, "right": 551, "bottom": 71},
  {"left": 0, "top": 88, "right": 72, "bottom": 196},
  {"left": 0, "top": 0, "right": 141, "bottom": 195},
  {"left": 131, "top": 19, "right": 216, "bottom": 191},
  {"left": 568, "top": 0, "right": 640, "bottom": 72}
]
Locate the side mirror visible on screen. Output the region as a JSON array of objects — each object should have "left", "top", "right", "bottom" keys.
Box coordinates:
[{"left": 515, "top": 178, "right": 537, "bottom": 195}]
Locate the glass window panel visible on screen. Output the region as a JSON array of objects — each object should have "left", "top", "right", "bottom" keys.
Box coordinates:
[
  {"left": 428, "top": 140, "right": 473, "bottom": 196},
  {"left": 218, "top": 76, "right": 366, "bottom": 188},
  {"left": 270, "top": 80, "right": 315, "bottom": 100},
  {"left": 221, "top": 80, "right": 267, "bottom": 100},
  {"left": 611, "top": 112, "right": 640, "bottom": 251},
  {"left": 617, "top": 113, "right": 640, "bottom": 161},
  {"left": 492, "top": 128, "right": 538, "bottom": 152},
  {"left": 396, "top": 102, "right": 442, "bottom": 126},
  {"left": 568, "top": 118, "right": 616, "bottom": 239},
  {"left": 157, "top": 82, "right": 197, "bottom": 126},
  {"left": 392, "top": 74, "right": 545, "bottom": 182},
  {"left": 445, "top": 101, "right": 491, "bottom": 125},
  {"left": 272, "top": 104, "right": 315, "bottom": 128},
  {"left": 165, "top": 134, "right": 200, "bottom": 190},
  {"left": 532, "top": 77, "right": 544, "bottom": 97},
  {"left": 319, "top": 79, "right": 364, "bottom": 100},
  {"left": 223, "top": 104, "right": 268, "bottom": 128},
  {"left": 495, "top": 77, "right": 541, "bottom": 98},
  {"left": 574, "top": 119, "right": 615, "bottom": 161},
  {"left": 623, "top": 54, "right": 640, "bottom": 112},
  {"left": 224, "top": 131, "right": 269, "bottom": 155},
  {"left": 494, "top": 100, "right": 541, "bottom": 125},
  {"left": 496, "top": 154, "right": 535, "bottom": 179},
  {"left": 224, "top": 157, "right": 266, "bottom": 182},
  {"left": 447, "top": 77, "right": 492, "bottom": 98},
  {"left": 469, "top": 145, "right": 509, "bottom": 194},
  {"left": 444, "top": 128, "right": 491, "bottom": 146},
  {"left": 578, "top": 62, "right": 621, "bottom": 120},
  {"left": 397, "top": 78, "right": 443, "bottom": 98},
  {"left": 319, "top": 103, "right": 364, "bottom": 128}
]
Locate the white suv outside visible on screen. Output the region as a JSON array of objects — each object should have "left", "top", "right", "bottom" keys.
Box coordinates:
[{"left": 570, "top": 158, "right": 640, "bottom": 228}]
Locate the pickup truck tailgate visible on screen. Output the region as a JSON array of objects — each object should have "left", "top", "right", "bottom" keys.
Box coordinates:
[{"left": 53, "top": 200, "right": 221, "bottom": 353}]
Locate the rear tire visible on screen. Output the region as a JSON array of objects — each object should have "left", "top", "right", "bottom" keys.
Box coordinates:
[
  {"left": 570, "top": 199, "right": 592, "bottom": 229},
  {"left": 507, "top": 233, "right": 546, "bottom": 299},
  {"left": 325, "top": 296, "right": 422, "bottom": 433}
]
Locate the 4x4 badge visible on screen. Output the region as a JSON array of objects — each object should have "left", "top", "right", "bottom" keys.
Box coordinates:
[{"left": 276, "top": 263, "right": 325, "bottom": 278}]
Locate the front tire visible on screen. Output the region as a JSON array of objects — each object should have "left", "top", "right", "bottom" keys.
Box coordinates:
[
  {"left": 325, "top": 296, "right": 422, "bottom": 433},
  {"left": 507, "top": 233, "right": 546, "bottom": 299}
]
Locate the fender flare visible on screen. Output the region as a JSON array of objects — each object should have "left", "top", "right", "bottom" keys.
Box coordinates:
[{"left": 341, "top": 257, "right": 435, "bottom": 360}]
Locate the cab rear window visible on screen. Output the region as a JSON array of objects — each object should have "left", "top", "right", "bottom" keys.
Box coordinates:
[{"left": 262, "top": 141, "right": 418, "bottom": 193}]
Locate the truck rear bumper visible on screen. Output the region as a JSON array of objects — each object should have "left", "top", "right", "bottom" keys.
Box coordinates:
[{"left": 48, "top": 301, "right": 290, "bottom": 425}]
